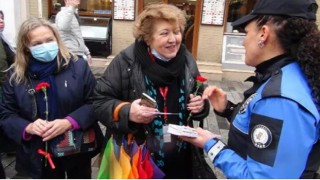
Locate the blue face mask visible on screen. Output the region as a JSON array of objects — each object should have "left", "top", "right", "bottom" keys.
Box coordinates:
[
  {"left": 151, "top": 48, "right": 171, "bottom": 62},
  {"left": 30, "top": 41, "right": 59, "bottom": 63}
]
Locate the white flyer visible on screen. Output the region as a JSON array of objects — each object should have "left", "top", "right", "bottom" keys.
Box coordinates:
[{"left": 167, "top": 124, "right": 198, "bottom": 138}]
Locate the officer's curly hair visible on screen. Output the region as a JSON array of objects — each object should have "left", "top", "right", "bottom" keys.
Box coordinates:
[{"left": 256, "top": 16, "right": 320, "bottom": 106}]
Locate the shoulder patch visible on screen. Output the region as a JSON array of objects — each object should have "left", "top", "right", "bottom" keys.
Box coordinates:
[
  {"left": 251, "top": 124, "right": 272, "bottom": 149},
  {"left": 248, "top": 113, "right": 283, "bottom": 166}
]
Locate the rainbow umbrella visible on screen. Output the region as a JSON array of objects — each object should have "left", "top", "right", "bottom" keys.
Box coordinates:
[
  {"left": 97, "top": 137, "right": 113, "bottom": 179},
  {"left": 119, "top": 144, "right": 132, "bottom": 178},
  {"left": 110, "top": 138, "right": 122, "bottom": 178}
]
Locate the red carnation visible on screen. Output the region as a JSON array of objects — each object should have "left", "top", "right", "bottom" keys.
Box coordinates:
[
  {"left": 187, "top": 75, "right": 207, "bottom": 125},
  {"left": 35, "top": 82, "right": 50, "bottom": 92},
  {"left": 35, "top": 82, "right": 53, "bottom": 169},
  {"left": 196, "top": 75, "right": 207, "bottom": 83}
]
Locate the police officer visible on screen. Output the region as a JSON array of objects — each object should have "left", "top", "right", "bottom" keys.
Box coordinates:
[{"left": 180, "top": 0, "right": 320, "bottom": 178}]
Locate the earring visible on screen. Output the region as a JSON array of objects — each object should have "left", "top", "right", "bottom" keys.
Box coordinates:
[{"left": 258, "top": 40, "right": 265, "bottom": 48}]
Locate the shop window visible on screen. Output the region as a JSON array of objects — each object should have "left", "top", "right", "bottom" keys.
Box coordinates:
[
  {"left": 49, "top": 0, "right": 113, "bottom": 57},
  {"left": 168, "top": 0, "right": 196, "bottom": 52},
  {"left": 225, "top": 0, "right": 256, "bottom": 33},
  {"left": 51, "top": 0, "right": 112, "bottom": 17},
  {"left": 143, "top": 0, "right": 162, "bottom": 7}
]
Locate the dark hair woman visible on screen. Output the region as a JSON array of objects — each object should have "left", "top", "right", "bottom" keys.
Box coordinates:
[{"left": 181, "top": 0, "right": 320, "bottom": 178}]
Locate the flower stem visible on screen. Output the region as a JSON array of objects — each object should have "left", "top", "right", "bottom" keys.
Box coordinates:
[
  {"left": 187, "top": 86, "right": 200, "bottom": 125},
  {"left": 44, "top": 91, "right": 48, "bottom": 167}
]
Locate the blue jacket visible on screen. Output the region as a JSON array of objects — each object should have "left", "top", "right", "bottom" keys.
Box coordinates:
[
  {"left": 0, "top": 58, "right": 101, "bottom": 178},
  {"left": 206, "top": 62, "right": 320, "bottom": 178}
]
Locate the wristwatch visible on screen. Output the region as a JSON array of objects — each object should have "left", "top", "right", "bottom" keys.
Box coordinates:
[{"left": 207, "top": 138, "right": 226, "bottom": 162}]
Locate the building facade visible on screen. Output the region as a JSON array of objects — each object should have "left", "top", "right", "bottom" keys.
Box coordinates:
[{"left": 2, "top": 0, "right": 320, "bottom": 81}]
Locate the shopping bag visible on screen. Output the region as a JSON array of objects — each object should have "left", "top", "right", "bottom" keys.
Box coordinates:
[{"left": 52, "top": 128, "right": 97, "bottom": 157}]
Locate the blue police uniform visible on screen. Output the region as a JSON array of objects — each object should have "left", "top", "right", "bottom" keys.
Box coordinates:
[{"left": 205, "top": 55, "right": 320, "bottom": 178}]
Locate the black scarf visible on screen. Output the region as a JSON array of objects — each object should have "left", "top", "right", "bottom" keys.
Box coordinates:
[{"left": 134, "top": 40, "right": 186, "bottom": 87}]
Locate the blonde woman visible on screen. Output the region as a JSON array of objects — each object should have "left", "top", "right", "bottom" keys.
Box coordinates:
[{"left": 0, "top": 17, "right": 102, "bottom": 178}]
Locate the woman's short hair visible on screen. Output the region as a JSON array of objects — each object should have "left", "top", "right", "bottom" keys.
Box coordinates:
[{"left": 133, "top": 3, "right": 186, "bottom": 44}]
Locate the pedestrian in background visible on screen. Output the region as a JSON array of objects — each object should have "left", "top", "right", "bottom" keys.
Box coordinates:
[
  {"left": 0, "top": 17, "right": 102, "bottom": 178},
  {"left": 93, "top": 3, "right": 210, "bottom": 178},
  {"left": 0, "top": 10, "right": 15, "bottom": 96},
  {"left": 55, "top": 0, "right": 92, "bottom": 64},
  {"left": 181, "top": 0, "right": 320, "bottom": 178},
  {"left": 0, "top": 10, "right": 16, "bottom": 179}
]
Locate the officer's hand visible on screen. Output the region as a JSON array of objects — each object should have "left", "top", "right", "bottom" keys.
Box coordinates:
[
  {"left": 203, "top": 86, "right": 228, "bottom": 113},
  {"left": 180, "top": 127, "right": 222, "bottom": 148}
]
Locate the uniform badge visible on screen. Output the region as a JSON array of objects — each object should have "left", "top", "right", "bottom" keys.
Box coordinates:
[
  {"left": 239, "top": 93, "right": 257, "bottom": 114},
  {"left": 251, "top": 124, "right": 272, "bottom": 149}
]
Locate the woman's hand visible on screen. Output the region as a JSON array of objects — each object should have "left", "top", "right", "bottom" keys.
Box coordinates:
[
  {"left": 42, "top": 119, "right": 72, "bottom": 141},
  {"left": 203, "top": 86, "right": 228, "bottom": 113},
  {"left": 25, "top": 118, "right": 48, "bottom": 137},
  {"left": 179, "top": 127, "right": 221, "bottom": 148},
  {"left": 187, "top": 94, "right": 205, "bottom": 114},
  {"left": 65, "top": 0, "right": 80, "bottom": 7},
  {"left": 87, "top": 54, "right": 92, "bottom": 65},
  {"left": 129, "top": 99, "right": 158, "bottom": 124}
]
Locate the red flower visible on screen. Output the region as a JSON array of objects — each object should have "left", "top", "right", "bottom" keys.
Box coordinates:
[
  {"left": 35, "top": 82, "right": 52, "bottom": 168},
  {"left": 196, "top": 75, "right": 207, "bottom": 83},
  {"left": 195, "top": 75, "right": 207, "bottom": 93},
  {"left": 35, "top": 82, "right": 50, "bottom": 92},
  {"left": 187, "top": 75, "right": 207, "bottom": 125}
]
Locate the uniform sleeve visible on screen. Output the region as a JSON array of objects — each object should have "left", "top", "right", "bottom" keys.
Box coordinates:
[{"left": 211, "top": 97, "right": 317, "bottom": 178}]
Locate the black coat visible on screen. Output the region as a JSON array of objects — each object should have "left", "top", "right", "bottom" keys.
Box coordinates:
[
  {"left": 0, "top": 58, "right": 103, "bottom": 178},
  {"left": 93, "top": 43, "right": 210, "bottom": 141}
]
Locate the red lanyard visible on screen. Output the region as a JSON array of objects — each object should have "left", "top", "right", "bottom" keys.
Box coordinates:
[
  {"left": 150, "top": 49, "right": 169, "bottom": 120},
  {"left": 159, "top": 86, "right": 168, "bottom": 120}
]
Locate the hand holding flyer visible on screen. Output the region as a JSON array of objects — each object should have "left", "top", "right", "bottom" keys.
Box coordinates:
[{"left": 167, "top": 124, "right": 198, "bottom": 138}]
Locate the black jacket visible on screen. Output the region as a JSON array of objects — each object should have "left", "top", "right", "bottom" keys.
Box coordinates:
[{"left": 93, "top": 43, "right": 210, "bottom": 141}]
